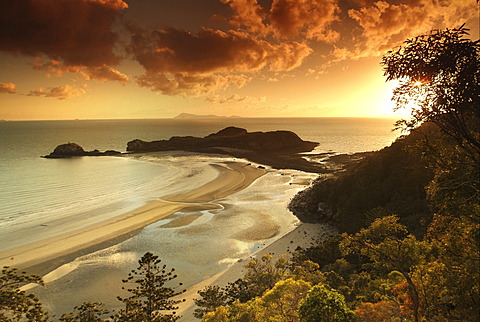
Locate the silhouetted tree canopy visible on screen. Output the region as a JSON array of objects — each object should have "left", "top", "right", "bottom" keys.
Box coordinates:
[{"left": 382, "top": 25, "right": 480, "bottom": 162}]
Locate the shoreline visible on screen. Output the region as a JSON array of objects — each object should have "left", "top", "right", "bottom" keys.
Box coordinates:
[{"left": 0, "top": 161, "right": 266, "bottom": 277}]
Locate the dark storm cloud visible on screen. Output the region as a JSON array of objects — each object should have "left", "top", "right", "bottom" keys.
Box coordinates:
[{"left": 0, "top": 0, "right": 128, "bottom": 67}]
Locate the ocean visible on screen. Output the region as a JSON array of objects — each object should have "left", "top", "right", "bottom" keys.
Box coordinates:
[{"left": 0, "top": 117, "right": 400, "bottom": 316}]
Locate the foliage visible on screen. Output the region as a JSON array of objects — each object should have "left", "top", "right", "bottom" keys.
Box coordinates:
[
  {"left": 382, "top": 24, "right": 480, "bottom": 320},
  {"left": 383, "top": 25, "right": 480, "bottom": 162},
  {"left": 223, "top": 254, "right": 289, "bottom": 304},
  {"left": 290, "top": 260, "right": 326, "bottom": 285},
  {"left": 341, "top": 215, "right": 430, "bottom": 322},
  {"left": 425, "top": 214, "right": 480, "bottom": 319},
  {"left": 355, "top": 300, "right": 404, "bottom": 322},
  {"left": 298, "top": 284, "right": 355, "bottom": 322},
  {"left": 340, "top": 216, "right": 430, "bottom": 273},
  {"left": 112, "top": 252, "right": 185, "bottom": 321},
  {"left": 242, "top": 254, "right": 289, "bottom": 296},
  {"left": 290, "top": 235, "right": 343, "bottom": 268},
  {"left": 193, "top": 286, "right": 228, "bottom": 319},
  {"left": 257, "top": 278, "right": 311, "bottom": 321},
  {"left": 195, "top": 254, "right": 291, "bottom": 317},
  {"left": 0, "top": 266, "right": 49, "bottom": 321},
  {"left": 59, "top": 302, "right": 109, "bottom": 322},
  {"left": 202, "top": 300, "right": 254, "bottom": 322},
  {"left": 203, "top": 278, "right": 311, "bottom": 322}
]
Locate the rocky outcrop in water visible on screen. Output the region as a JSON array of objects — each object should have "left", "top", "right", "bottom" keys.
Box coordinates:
[{"left": 43, "top": 143, "right": 122, "bottom": 158}]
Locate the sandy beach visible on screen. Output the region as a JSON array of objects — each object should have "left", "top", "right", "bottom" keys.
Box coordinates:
[{"left": 0, "top": 161, "right": 266, "bottom": 275}]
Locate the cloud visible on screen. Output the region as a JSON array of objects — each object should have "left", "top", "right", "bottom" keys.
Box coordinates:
[
  {"left": 269, "top": 0, "right": 340, "bottom": 41},
  {"left": 221, "top": 0, "right": 340, "bottom": 42},
  {"left": 33, "top": 60, "right": 82, "bottom": 78},
  {"left": 335, "top": 0, "right": 477, "bottom": 60},
  {"left": 130, "top": 27, "right": 312, "bottom": 74},
  {"left": 206, "top": 94, "right": 266, "bottom": 104},
  {"left": 0, "top": 83, "right": 17, "bottom": 94},
  {"left": 86, "top": 66, "right": 129, "bottom": 84},
  {"left": 0, "top": 0, "right": 127, "bottom": 68},
  {"left": 33, "top": 59, "right": 128, "bottom": 84},
  {"left": 137, "top": 73, "right": 251, "bottom": 97},
  {"left": 130, "top": 27, "right": 312, "bottom": 95},
  {"left": 220, "top": 0, "right": 267, "bottom": 35},
  {"left": 28, "top": 85, "right": 86, "bottom": 100}
]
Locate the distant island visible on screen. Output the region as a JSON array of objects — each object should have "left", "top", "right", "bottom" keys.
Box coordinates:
[{"left": 173, "top": 113, "right": 241, "bottom": 119}]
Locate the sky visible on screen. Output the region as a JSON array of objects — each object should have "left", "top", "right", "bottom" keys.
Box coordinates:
[{"left": 0, "top": 0, "right": 478, "bottom": 120}]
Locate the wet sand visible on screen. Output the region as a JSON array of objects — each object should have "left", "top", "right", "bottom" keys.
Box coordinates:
[{"left": 0, "top": 162, "right": 266, "bottom": 275}]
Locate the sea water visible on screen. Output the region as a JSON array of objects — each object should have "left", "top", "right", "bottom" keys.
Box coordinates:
[{"left": 0, "top": 118, "right": 399, "bottom": 315}]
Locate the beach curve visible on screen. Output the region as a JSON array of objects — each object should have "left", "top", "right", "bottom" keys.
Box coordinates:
[{"left": 0, "top": 161, "right": 266, "bottom": 276}]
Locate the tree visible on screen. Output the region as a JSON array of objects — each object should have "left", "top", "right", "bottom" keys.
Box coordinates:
[
  {"left": 256, "top": 278, "right": 311, "bottom": 321},
  {"left": 0, "top": 266, "right": 50, "bottom": 321},
  {"left": 113, "top": 252, "right": 185, "bottom": 321},
  {"left": 193, "top": 286, "right": 228, "bottom": 319},
  {"left": 355, "top": 300, "right": 403, "bottom": 322},
  {"left": 382, "top": 25, "right": 480, "bottom": 162},
  {"left": 340, "top": 216, "right": 430, "bottom": 322},
  {"left": 298, "top": 284, "right": 355, "bottom": 322},
  {"left": 59, "top": 302, "right": 109, "bottom": 322},
  {"left": 223, "top": 254, "right": 290, "bottom": 304},
  {"left": 203, "top": 279, "right": 311, "bottom": 322},
  {"left": 291, "top": 260, "right": 326, "bottom": 286}
]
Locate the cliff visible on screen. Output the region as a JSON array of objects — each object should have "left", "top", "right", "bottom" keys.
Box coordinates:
[{"left": 127, "top": 126, "right": 326, "bottom": 173}]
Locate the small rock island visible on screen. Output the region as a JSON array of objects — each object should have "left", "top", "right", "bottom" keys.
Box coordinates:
[{"left": 43, "top": 143, "right": 122, "bottom": 158}]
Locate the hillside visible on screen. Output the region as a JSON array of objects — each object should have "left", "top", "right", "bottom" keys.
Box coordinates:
[{"left": 289, "top": 127, "right": 434, "bottom": 235}]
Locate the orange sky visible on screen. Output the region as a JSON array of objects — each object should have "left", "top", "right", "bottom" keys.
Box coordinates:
[{"left": 0, "top": 0, "right": 478, "bottom": 120}]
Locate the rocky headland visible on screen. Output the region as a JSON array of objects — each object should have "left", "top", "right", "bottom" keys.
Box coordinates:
[
  {"left": 43, "top": 143, "right": 122, "bottom": 158},
  {"left": 127, "top": 126, "right": 328, "bottom": 173},
  {"left": 42, "top": 127, "right": 347, "bottom": 173}
]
